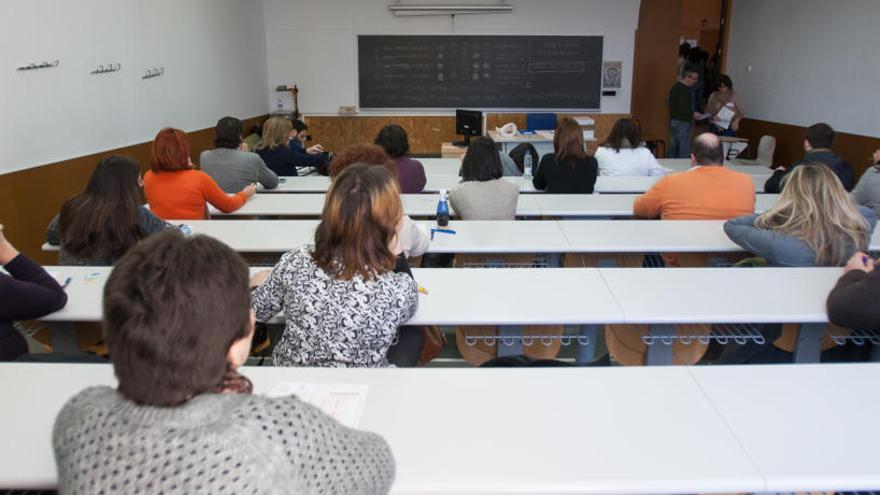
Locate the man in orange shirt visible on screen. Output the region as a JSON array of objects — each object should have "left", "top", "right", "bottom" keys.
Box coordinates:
[{"left": 634, "top": 133, "right": 755, "bottom": 220}]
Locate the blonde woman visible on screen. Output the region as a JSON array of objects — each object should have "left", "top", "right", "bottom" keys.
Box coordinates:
[
  {"left": 255, "top": 117, "right": 328, "bottom": 176},
  {"left": 724, "top": 163, "right": 876, "bottom": 267}
]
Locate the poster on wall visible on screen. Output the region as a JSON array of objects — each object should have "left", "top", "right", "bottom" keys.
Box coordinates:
[{"left": 602, "top": 61, "right": 622, "bottom": 89}]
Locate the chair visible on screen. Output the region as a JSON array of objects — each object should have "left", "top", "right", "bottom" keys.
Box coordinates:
[
  {"left": 733, "top": 135, "right": 776, "bottom": 167},
  {"left": 525, "top": 113, "right": 558, "bottom": 132}
]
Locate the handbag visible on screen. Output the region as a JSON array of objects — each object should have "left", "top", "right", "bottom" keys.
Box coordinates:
[{"left": 417, "top": 325, "right": 446, "bottom": 365}]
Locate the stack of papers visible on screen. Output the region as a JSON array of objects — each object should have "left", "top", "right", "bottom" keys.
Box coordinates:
[{"left": 269, "top": 382, "right": 368, "bottom": 428}]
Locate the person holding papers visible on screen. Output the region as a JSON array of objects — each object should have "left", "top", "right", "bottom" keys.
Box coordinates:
[
  {"left": 251, "top": 165, "right": 418, "bottom": 368},
  {"left": 53, "top": 230, "right": 394, "bottom": 493},
  {"left": 705, "top": 74, "right": 743, "bottom": 136},
  {"left": 0, "top": 224, "right": 67, "bottom": 361}
]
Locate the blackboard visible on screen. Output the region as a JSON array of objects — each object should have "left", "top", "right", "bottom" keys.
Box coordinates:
[{"left": 358, "top": 35, "right": 603, "bottom": 110}]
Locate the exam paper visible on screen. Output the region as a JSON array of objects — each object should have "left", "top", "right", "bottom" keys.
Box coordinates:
[
  {"left": 715, "top": 105, "right": 736, "bottom": 129},
  {"left": 269, "top": 382, "right": 368, "bottom": 428}
]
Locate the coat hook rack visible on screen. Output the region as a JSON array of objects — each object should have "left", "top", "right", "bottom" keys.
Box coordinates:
[
  {"left": 142, "top": 67, "right": 164, "bottom": 79},
  {"left": 91, "top": 63, "right": 121, "bottom": 75},
  {"left": 17, "top": 60, "right": 60, "bottom": 71}
]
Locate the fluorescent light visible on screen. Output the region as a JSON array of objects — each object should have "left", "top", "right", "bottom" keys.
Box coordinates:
[{"left": 388, "top": 3, "right": 513, "bottom": 16}]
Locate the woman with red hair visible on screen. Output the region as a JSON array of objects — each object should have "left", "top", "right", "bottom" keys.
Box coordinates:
[{"left": 144, "top": 128, "right": 255, "bottom": 219}]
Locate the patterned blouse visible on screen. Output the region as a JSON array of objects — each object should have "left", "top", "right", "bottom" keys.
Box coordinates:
[{"left": 251, "top": 247, "right": 419, "bottom": 367}]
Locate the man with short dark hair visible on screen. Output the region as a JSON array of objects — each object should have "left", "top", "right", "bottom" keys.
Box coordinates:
[
  {"left": 634, "top": 133, "right": 755, "bottom": 220},
  {"left": 289, "top": 119, "right": 331, "bottom": 175},
  {"left": 201, "top": 116, "right": 279, "bottom": 193},
  {"left": 764, "top": 122, "right": 853, "bottom": 193},
  {"left": 667, "top": 64, "right": 703, "bottom": 158}
]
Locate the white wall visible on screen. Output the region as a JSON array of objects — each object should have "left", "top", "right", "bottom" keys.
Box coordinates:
[
  {"left": 726, "top": 0, "right": 880, "bottom": 137},
  {"left": 0, "top": 0, "right": 269, "bottom": 174},
  {"left": 261, "top": 0, "right": 639, "bottom": 114}
]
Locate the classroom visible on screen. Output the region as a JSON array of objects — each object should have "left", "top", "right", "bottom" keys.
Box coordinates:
[{"left": 2, "top": 0, "right": 880, "bottom": 493}]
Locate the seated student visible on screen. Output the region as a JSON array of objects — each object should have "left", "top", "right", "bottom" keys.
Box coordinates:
[
  {"left": 827, "top": 251, "right": 880, "bottom": 332},
  {"left": 53, "top": 230, "right": 394, "bottom": 493},
  {"left": 449, "top": 136, "right": 519, "bottom": 220},
  {"left": 374, "top": 124, "right": 427, "bottom": 193},
  {"left": 634, "top": 133, "right": 755, "bottom": 220},
  {"left": 595, "top": 118, "right": 667, "bottom": 177},
  {"left": 243, "top": 123, "right": 262, "bottom": 151},
  {"left": 0, "top": 224, "right": 67, "bottom": 361},
  {"left": 328, "top": 143, "right": 430, "bottom": 258},
  {"left": 851, "top": 149, "right": 880, "bottom": 217},
  {"left": 705, "top": 74, "right": 743, "bottom": 136},
  {"left": 201, "top": 116, "right": 279, "bottom": 193},
  {"left": 251, "top": 164, "right": 418, "bottom": 367},
  {"left": 765, "top": 122, "right": 854, "bottom": 193},
  {"left": 725, "top": 164, "right": 875, "bottom": 267},
  {"left": 532, "top": 117, "right": 598, "bottom": 193},
  {"left": 144, "top": 128, "right": 255, "bottom": 220},
  {"left": 255, "top": 117, "right": 329, "bottom": 176},
  {"left": 46, "top": 156, "right": 169, "bottom": 265}
]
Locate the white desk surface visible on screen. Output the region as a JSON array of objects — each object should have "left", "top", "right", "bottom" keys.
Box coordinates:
[
  {"left": 174, "top": 219, "right": 319, "bottom": 253},
  {"left": 36, "top": 267, "right": 624, "bottom": 326},
  {"left": 689, "top": 363, "right": 880, "bottom": 493},
  {"left": 0, "top": 363, "right": 765, "bottom": 494},
  {"left": 417, "top": 220, "right": 571, "bottom": 254},
  {"left": 419, "top": 157, "right": 461, "bottom": 176},
  {"left": 560, "top": 220, "right": 741, "bottom": 253},
  {"left": 211, "top": 193, "right": 543, "bottom": 217},
  {"left": 598, "top": 267, "right": 843, "bottom": 324},
  {"left": 660, "top": 159, "right": 771, "bottom": 176}
]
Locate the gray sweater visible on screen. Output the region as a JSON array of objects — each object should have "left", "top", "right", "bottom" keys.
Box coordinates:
[
  {"left": 724, "top": 206, "right": 877, "bottom": 267},
  {"left": 448, "top": 179, "right": 519, "bottom": 220},
  {"left": 200, "top": 148, "right": 279, "bottom": 193},
  {"left": 53, "top": 386, "right": 395, "bottom": 494},
  {"left": 852, "top": 167, "right": 880, "bottom": 218}
]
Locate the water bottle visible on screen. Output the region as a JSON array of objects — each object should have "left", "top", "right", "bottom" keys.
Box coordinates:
[
  {"left": 178, "top": 224, "right": 192, "bottom": 236},
  {"left": 436, "top": 189, "right": 450, "bottom": 227},
  {"left": 523, "top": 153, "right": 533, "bottom": 179},
  {"left": 276, "top": 97, "right": 283, "bottom": 112}
]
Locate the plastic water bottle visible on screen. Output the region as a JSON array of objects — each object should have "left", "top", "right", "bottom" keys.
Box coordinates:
[
  {"left": 523, "top": 153, "right": 533, "bottom": 179},
  {"left": 436, "top": 189, "right": 450, "bottom": 227},
  {"left": 276, "top": 97, "right": 283, "bottom": 112},
  {"left": 178, "top": 224, "right": 192, "bottom": 236}
]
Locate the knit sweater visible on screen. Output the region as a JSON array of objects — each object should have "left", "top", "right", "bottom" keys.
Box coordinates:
[
  {"left": 0, "top": 253, "right": 67, "bottom": 360},
  {"left": 449, "top": 179, "right": 519, "bottom": 220},
  {"left": 252, "top": 248, "right": 418, "bottom": 367},
  {"left": 144, "top": 169, "right": 247, "bottom": 220},
  {"left": 200, "top": 148, "right": 279, "bottom": 193},
  {"left": 53, "top": 386, "right": 395, "bottom": 494},
  {"left": 668, "top": 81, "right": 694, "bottom": 122},
  {"left": 633, "top": 166, "right": 755, "bottom": 220},
  {"left": 852, "top": 166, "right": 880, "bottom": 217},
  {"left": 393, "top": 156, "right": 427, "bottom": 193}
]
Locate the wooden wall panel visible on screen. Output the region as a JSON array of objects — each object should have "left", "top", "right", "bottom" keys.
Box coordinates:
[
  {"left": 737, "top": 118, "right": 880, "bottom": 180},
  {"left": 0, "top": 116, "right": 267, "bottom": 265},
  {"left": 307, "top": 113, "right": 629, "bottom": 157}
]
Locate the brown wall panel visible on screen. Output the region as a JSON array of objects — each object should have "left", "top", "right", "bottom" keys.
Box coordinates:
[
  {"left": 0, "top": 116, "right": 267, "bottom": 265},
  {"left": 737, "top": 118, "right": 880, "bottom": 180}
]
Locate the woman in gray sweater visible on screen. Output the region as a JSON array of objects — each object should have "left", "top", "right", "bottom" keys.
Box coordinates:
[
  {"left": 53, "top": 230, "right": 395, "bottom": 494},
  {"left": 449, "top": 136, "right": 519, "bottom": 220},
  {"left": 724, "top": 163, "right": 875, "bottom": 267}
]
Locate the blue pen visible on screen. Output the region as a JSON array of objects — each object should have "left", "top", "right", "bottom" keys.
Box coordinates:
[
  {"left": 430, "top": 228, "right": 457, "bottom": 240},
  {"left": 60, "top": 276, "right": 72, "bottom": 289}
]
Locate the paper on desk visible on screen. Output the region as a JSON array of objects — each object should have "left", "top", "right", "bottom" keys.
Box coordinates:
[
  {"left": 715, "top": 105, "right": 736, "bottom": 129},
  {"left": 268, "top": 382, "right": 368, "bottom": 428},
  {"left": 537, "top": 130, "right": 554, "bottom": 139}
]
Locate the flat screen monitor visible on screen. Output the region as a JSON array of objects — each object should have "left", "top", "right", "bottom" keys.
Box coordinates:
[{"left": 454, "top": 109, "right": 482, "bottom": 146}]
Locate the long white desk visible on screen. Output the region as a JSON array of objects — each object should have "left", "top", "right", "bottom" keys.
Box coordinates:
[
  {"left": 212, "top": 193, "right": 779, "bottom": 218},
  {"left": 265, "top": 174, "right": 770, "bottom": 194},
  {"left": 0, "top": 363, "right": 776, "bottom": 494}
]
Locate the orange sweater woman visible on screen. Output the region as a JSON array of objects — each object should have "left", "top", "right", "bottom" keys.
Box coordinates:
[{"left": 144, "top": 128, "right": 255, "bottom": 220}]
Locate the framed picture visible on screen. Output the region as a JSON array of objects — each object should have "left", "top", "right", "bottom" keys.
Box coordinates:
[{"left": 602, "top": 61, "right": 622, "bottom": 89}]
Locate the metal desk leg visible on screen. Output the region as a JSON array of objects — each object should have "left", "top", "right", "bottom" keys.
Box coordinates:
[
  {"left": 871, "top": 343, "right": 880, "bottom": 362},
  {"left": 645, "top": 324, "right": 676, "bottom": 366},
  {"left": 546, "top": 253, "right": 562, "bottom": 268},
  {"left": 793, "top": 323, "right": 824, "bottom": 363},
  {"left": 50, "top": 322, "right": 78, "bottom": 352},
  {"left": 574, "top": 324, "right": 598, "bottom": 364},
  {"left": 497, "top": 325, "right": 524, "bottom": 357},
  {"left": 596, "top": 257, "right": 618, "bottom": 268}
]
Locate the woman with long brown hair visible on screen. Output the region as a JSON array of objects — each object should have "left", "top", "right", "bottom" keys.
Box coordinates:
[
  {"left": 725, "top": 163, "right": 875, "bottom": 267},
  {"left": 251, "top": 164, "right": 418, "bottom": 367},
  {"left": 532, "top": 117, "right": 598, "bottom": 193},
  {"left": 46, "top": 155, "right": 169, "bottom": 265}
]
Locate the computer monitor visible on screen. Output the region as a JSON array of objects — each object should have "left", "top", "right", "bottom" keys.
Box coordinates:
[{"left": 454, "top": 109, "right": 482, "bottom": 147}]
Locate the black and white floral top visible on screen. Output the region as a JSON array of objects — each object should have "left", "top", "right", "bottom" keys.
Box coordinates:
[{"left": 252, "top": 247, "right": 418, "bottom": 367}]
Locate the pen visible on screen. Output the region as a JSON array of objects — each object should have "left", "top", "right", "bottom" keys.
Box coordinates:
[
  {"left": 430, "top": 228, "right": 457, "bottom": 240},
  {"left": 85, "top": 272, "right": 102, "bottom": 281},
  {"left": 61, "top": 276, "right": 72, "bottom": 289}
]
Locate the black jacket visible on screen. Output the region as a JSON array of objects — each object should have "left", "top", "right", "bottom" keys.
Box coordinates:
[{"left": 764, "top": 150, "right": 853, "bottom": 193}]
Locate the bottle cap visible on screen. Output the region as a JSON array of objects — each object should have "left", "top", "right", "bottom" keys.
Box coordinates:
[{"left": 439, "top": 189, "right": 447, "bottom": 199}]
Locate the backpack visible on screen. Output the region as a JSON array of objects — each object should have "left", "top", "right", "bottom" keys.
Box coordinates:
[{"left": 508, "top": 142, "right": 539, "bottom": 174}]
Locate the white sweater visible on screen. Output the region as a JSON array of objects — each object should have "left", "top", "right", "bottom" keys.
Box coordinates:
[{"left": 595, "top": 146, "right": 668, "bottom": 177}]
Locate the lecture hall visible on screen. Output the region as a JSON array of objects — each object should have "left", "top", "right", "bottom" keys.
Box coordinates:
[{"left": 2, "top": 0, "right": 880, "bottom": 493}]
